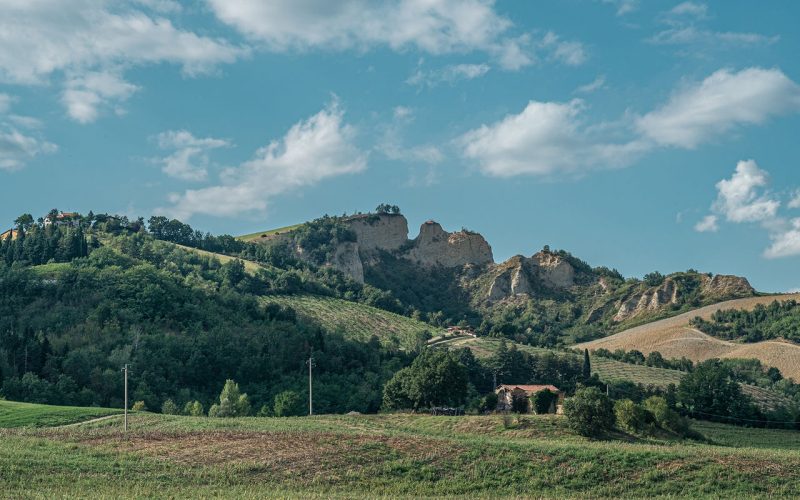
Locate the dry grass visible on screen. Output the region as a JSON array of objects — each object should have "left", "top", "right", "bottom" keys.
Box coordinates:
[{"left": 576, "top": 294, "right": 800, "bottom": 381}]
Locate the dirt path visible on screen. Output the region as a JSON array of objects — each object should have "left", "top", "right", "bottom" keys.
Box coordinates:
[{"left": 58, "top": 414, "right": 122, "bottom": 428}]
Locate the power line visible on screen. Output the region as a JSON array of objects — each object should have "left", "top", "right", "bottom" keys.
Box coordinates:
[{"left": 689, "top": 409, "right": 798, "bottom": 425}]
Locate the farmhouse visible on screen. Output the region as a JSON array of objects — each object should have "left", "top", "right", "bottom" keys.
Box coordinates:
[{"left": 495, "top": 384, "right": 564, "bottom": 414}]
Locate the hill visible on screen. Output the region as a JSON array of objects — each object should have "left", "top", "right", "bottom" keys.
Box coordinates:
[
  {"left": 262, "top": 294, "right": 443, "bottom": 350},
  {"left": 0, "top": 400, "right": 120, "bottom": 428},
  {"left": 576, "top": 294, "right": 800, "bottom": 381},
  {"left": 2, "top": 408, "right": 800, "bottom": 498}
]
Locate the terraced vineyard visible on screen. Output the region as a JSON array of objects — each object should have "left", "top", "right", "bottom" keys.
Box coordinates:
[{"left": 262, "top": 294, "right": 443, "bottom": 350}]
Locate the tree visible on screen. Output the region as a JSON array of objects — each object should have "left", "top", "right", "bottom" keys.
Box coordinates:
[
  {"left": 183, "top": 400, "right": 204, "bottom": 416},
  {"left": 161, "top": 399, "right": 180, "bottom": 415},
  {"left": 563, "top": 387, "right": 615, "bottom": 437},
  {"left": 677, "top": 360, "right": 755, "bottom": 421},
  {"left": 614, "top": 399, "right": 652, "bottom": 434},
  {"left": 132, "top": 401, "right": 147, "bottom": 412},
  {"left": 511, "top": 394, "right": 529, "bottom": 413},
  {"left": 643, "top": 271, "right": 665, "bottom": 286},
  {"left": 14, "top": 214, "right": 34, "bottom": 231},
  {"left": 273, "top": 390, "right": 303, "bottom": 417},
  {"left": 208, "top": 379, "right": 251, "bottom": 418},
  {"left": 532, "top": 389, "right": 557, "bottom": 414},
  {"left": 582, "top": 349, "right": 591, "bottom": 380},
  {"left": 381, "top": 349, "right": 467, "bottom": 410},
  {"left": 643, "top": 396, "right": 689, "bottom": 435}
]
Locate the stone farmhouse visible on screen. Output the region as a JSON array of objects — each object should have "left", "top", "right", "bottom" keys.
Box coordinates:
[{"left": 495, "top": 384, "right": 564, "bottom": 414}]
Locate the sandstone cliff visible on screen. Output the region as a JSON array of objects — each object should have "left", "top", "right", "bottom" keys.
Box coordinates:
[
  {"left": 343, "top": 214, "right": 408, "bottom": 252},
  {"left": 484, "top": 251, "right": 576, "bottom": 302},
  {"left": 405, "top": 221, "right": 494, "bottom": 268}
]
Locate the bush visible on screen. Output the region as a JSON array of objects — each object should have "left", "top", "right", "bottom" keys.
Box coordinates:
[
  {"left": 273, "top": 390, "right": 303, "bottom": 417},
  {"left": 511, "top": 394, "right": 529, "bottom": 413},
  {"left": 161, "top": 399, "right": 180, "bottom": 415},
  {"left": 478, "top": 392, "right": 498, "bottom": 413},
  {"left": 131, "top": 400, "right": 146, "bottom": 412},
  {"left": 563, "top": 387, "right": 615, "bottom": 437},
  {"left": 183, "top": 400, "right": 204, "bottom": 416},
  {"left": 614, "top": 399, "right": 653, "bottom": 434},
  {"left": 208, "top": 379, "right": 251, "bottom": 418},
  {"left": 532, "top": 389, "right": 557, "bottom": 414},
  {"left": 644, "top": 396, "right": 690, "bottom": 436}
]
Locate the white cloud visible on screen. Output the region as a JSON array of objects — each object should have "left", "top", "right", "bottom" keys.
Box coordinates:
[
  {"left": 694, "top": 214, "right": 718, "bottom": 233},
  {"left": 650, "top": 27, "right": 778, "bottom": 47},
  {"left": 0, "top": 127, "right": 57, "bottom": 171},
  {"left": 669, "top": 2, "right": 708, "bottom": 19},
  {"left": 636, "top": 68, "right": 800, "bottom": 148},
  {"left": 601, "top": 0, "right": 638, "bottom": 16},
  {"left": 788, "top": 190, "right": 800, "bottom": 209},
  {"left": 764, "top": 219, "right": 800, "bottom": 259},
  {"left": 712, "top": 160, "right": 779, "bottom": 223},
  {"left": 166, "top": 102, "right": 366, "bottom": 219},
  {"left": 379, "top": 106, "right": 444, "bottom": 166},
  {"left": 540, "top": 32, "right": 587, "bottom": 66},
  {"left": 0, "top": 0, "right": 245, "bottom": 122},
  {"left": 61, "top": 71, "right": 140, "bottom": 123},
  {"left": 207, "top": 0, "right": 533, "bottom": 70},
  {"left": 155, "top": 130, "right": 231, "bottom": 181},
  {"left": 576, "top": 75, "right": 606, "bottom": 94},
  {"left": 407, "top": 63, "right": 490, "bottom": 88},
  {"left": 0, "top": 94, "right": 12, "bottom": 113},
  {"left": 458, "top": 99, "right": 646, "bottom": 177}
]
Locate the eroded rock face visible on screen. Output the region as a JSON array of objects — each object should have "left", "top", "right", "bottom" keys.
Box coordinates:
[
  {"left": 405, "top": 221, "right": 494, "bottom": 268},
  {"left": 344, "top": 214, "right": 408, "bottom": 252},
  {"left": 330, "top": 241, "right": 364, "bottom": 283},
  {"left": 613, "top": 279, "right": 679, "bottom": 322},
  {"left": 487, "top": 256, "right": 531, "bottom": 301},
  {"left": 531, "top": 251, "right": 575, "bottom": 288},
  {"left": 701, "top": 274, "right": 755, "bottom": 297}
]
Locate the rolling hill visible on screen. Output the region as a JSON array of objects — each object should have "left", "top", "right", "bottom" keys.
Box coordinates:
[{"left": 576, "top": 294, "right": 800, "bottom": 381}]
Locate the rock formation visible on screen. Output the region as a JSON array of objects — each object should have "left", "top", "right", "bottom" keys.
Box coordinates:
[
  {"left": 485, "top": 251, "right": 575, "bottom": 302},
  {"left": 405, "top": 221, "right": 494, "bottom": 268},
  {"left": 343, "top": 214, "right": 408, "bottom": 252}
]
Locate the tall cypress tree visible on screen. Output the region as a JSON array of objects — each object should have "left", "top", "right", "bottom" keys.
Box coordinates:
[{"left": 582, "top": 348, "right": 591, "bottom": 381}]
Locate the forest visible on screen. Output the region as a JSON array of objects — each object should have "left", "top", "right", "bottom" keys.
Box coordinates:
[{"left": 691, "top": 300, "right": 800, "bottom": 343}]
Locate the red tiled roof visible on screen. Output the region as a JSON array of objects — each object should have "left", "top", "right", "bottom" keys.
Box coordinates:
[{"left": 497, "top": 384, "right": 560, "bottom": 394}]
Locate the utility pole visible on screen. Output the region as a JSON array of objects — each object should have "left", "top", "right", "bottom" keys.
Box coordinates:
[
  {"left": 306, "top": 356, "right": 315, "bottom": 416},
  {"left": 493, "top": 371, "right": 498, "bottom": 389},
  {"left": 122, "top": 364, "right": 128, "bottom": 432}
]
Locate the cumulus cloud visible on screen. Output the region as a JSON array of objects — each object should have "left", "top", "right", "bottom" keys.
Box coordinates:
[
  {"left": 155, "top": 130, "right": 231, "bottom": 181},
  {"left": 695, "top": 160, "right": 800, "bottom": 259},
  {"left": 458, "top": 99, "right": 646, "bottom": 177},
  {"left": 165, "top": 102, "right": 366, "bottom": 219},
  {"left": 61, "top": 71, "right": 140, "bottom": 123},
  {"left": 407, "top": 63, "right": 490, "bottom": 88},
  {"left": 668, "top": 2, "right": 708, "bottom": 19},
  {"left": 0, "top": 0, "right": 245, "bottom": 122},
  {"left": 764, "top": 219, "right": 800, "bottom": 259},
  {"left": 636, "top": 68, "right": 800, "bottom": 148},
  {"left": 207, "top": 0, "right": 534, "bottom": 70},
  {"left": 712, "top": 160, "right": 780, "bottom": 223},
  {"left": 694, "top": 215, "right": 718, "bottom": 233},
  {"left": 601, "top": 0, "right": 638, "bottom": 16},
  {"left": 540, "top": 32, "right": 587, "bottom": 66}
]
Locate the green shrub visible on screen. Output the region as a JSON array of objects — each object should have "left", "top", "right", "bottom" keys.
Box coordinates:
[
  {"left": 161, "top": 399, "right": 180, "bottom": 415},
  {"left": 564, "top": 387, "right": 615, "bottom": 437},
  {"left": 614, "top": 399, "right": 653, "bottom": 434},
  {"left": 208, "top": 380, "right": 251, "bottom": 418},
  {"left": 532, "top": 389, "right": 557, "bottom": 414},
  {"left": 131, "top": 400, "right": 146, "bottom": 412},
  {"left": 183, "top": 400, "right": 204, "bottom": 417},
  {"left": 511, "top": 394, "right": 529, "bottom": 413},
  {"left": 644, "top": 396, "right": 690, "bottom": 436},
  {"left": 273, "top": 390, "right": 303, "bottom": 417}
]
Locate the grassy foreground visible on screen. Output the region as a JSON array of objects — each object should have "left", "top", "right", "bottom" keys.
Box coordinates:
[
  {"left": 1, "top": 402, "right": 800, "bottom": 498},
  {"left": 0, "top": 400, "right": 121, "bottom": 428}
]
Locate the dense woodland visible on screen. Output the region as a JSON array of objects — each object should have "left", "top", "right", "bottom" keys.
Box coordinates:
[{"left": 691, "top": 300, "right": 800, "bottom": 343}]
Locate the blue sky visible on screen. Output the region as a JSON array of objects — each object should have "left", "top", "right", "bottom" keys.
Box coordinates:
[{"left": 2, "top": 0, "right": 799, "bottom": 292}]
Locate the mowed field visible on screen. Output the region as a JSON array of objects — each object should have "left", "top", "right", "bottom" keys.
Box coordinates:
[
  {"left": 2, "top": 402, "right": 800, "bottom": 498},
  {"left": 576, "top": 294, "right": 800, "bottom": 382},
  {"left": 0, "top": 400, "right": 120, "bottom": 428},
  {"left": 262, "top": 294, "right": 443, "bottom": 350},
  {"left": 445, "top": 337, "right": 792, "bottom": 411}
]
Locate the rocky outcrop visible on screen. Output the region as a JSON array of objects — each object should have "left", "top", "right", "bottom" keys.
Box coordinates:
[
  {"left": 487, "top": 256, "right": 532, "bottom": 301},
  {"left": 701, "top": 274, "right": 755, "bottom": 297},
  {"left": 405, "top": 221, "right": 493, "bottom": 268},
  {"left": 330, "top": 241, "right": 364, "bottom": 283},
  {"left": 614, "top": 279, "right": 678, "bottom": 322},
  {"left": 531, "top": 251, "right": 575, "bottom": 288},
  {"left": 343, "top": 214, "right": 408, "bottom": 252}
]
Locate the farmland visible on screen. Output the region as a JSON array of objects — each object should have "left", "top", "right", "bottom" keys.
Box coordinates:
[
  {"left": 0, "top": 400, "right": 121, "bottom": 428},
  {"left": 262, "top": 294, "right": 443, "bottom": 349},
  {"left": 1, "top": 403, "right": 800, "bottom": 498}
]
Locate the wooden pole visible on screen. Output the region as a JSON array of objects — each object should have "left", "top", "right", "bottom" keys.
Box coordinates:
[{"left": 123, "top": 364, "right": 128, "bottom": 432}]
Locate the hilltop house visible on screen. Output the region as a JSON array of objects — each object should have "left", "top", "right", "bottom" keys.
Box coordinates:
[
  {"left": 44, "top": 212, "right": 80, "bottom": 227},
  {"left": 495, "top": 384, "right": 564, "bottom": 414}
]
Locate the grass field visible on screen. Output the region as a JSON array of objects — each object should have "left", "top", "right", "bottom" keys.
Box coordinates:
[
  {"left": 1, "top": 404, "right": 800, "bottom": 498},
  {"left": 576, "top": 294, "right": 800, "bottom": 382},
  {"left": 262, "top": 294, "right": 443, "bottom": 349},
  {"left": 0, "top": 400, "right": 121, "bottom": 428},
  {"left": 237, "top": 224, "right": 302, "bottom": 242}
]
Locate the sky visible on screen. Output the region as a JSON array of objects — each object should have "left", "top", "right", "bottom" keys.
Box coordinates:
[{"left": 1, "top": 0, "right": 799, "bottom": 292}]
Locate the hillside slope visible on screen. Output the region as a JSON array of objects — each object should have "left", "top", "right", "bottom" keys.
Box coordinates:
[{"left": 576, "top": 294, "right": 800, "bottom": 381}]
